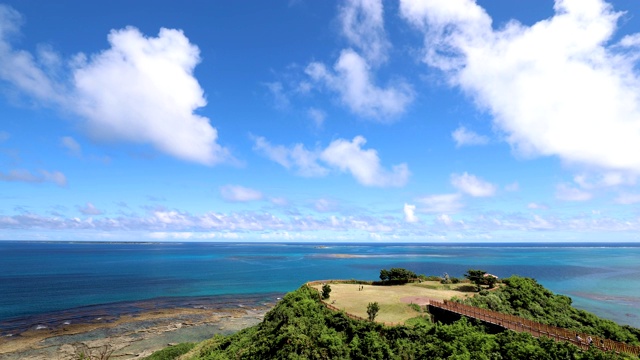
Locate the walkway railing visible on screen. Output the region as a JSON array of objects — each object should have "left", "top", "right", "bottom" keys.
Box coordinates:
[{"left": 430, "top": 299, "right": 640, "bottom": 357}]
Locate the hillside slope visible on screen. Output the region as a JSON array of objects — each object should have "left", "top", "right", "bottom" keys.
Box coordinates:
[{"left": 150, "top": 281, "right": 638, "bottom": 360}]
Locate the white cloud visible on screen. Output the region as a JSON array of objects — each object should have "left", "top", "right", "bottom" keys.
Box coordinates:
[
  {"left": 556, "top": 183, "right": 592, "bottom": 201},
  {"left": 416, "top": 193, "right": 463, "bottom": 214},
  {"left": 254, "top": 135, "right": 409, "bottom": 187},
  {"left": 451, "top": 172, "right": 496, "bottom": 197},
  {"left": 527, "top": 202, "right": 548, "bottom": 210},
  {"left": 436, "top": 214, "right": 454, "bottom": 226},
  {"left": 78, "top": 202, "right": 103, "bottom": 215},
  {"left": 265, "top": 81, "right": 290, "bottom": 109},
  {"left": 0, "top": 169, "right": 67, "bottom": 186},
  {"left": 614, "top": 193, "right": 640, "bottom": 205},
  {"left": 252, "top": 136, "right": 329, "bottom": 177},
  {"left": 403, "top": 203, "right": 418, "bottom": 223},
  {"left": 219, "top": 185, "right": 263, "bottom": 202},
  {"left": 452, "top": 126, "right": 489, "bottom": 147},
  {"left": 314, "top": 198, "right": 336, "bottom": 212},
  {"left": 504, "top": 182, "right": 520, "bottom": 192},
  {"left": 306, "top": 50, "right": 414, "bottom": 120},
  {"left": 320, "top": 136, "right": 410, "bottom": 187},
  {"left": 339, "top": 0, "right": 390, "bottom": 64},
  {"left": 61, "top": 136, "right": 81, "bottom": 156},
  {"left": 0, "top": 6, "right": 230, "bottom": 165},
  {"left": 307, "top": 107, "right": 326, "bottom": 128},
  {"left": 400, "top": 0, "right": 640, "bottom": 174},
  {"left": 269, "top": 197, "right": 289, "bottom": 206}
]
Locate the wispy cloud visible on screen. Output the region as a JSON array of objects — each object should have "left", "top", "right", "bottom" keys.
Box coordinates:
[
  {"left": 416, "top": 193, "right": 463, "bottom": 214},
  {"left": 452, "top": 126, "right": 489, "bottom": 147},
  {"left": 0, "top": 169, "right": 67, "bottom": 187},
  {"left": 303, "top": 0, "right": 413, "bottom": 121},
  {"left": 555, "top": 184, "right": 592, "bottom": 202},
  {"left": 451, "top": 172, "right": 496, "bottom": 197},
  {"left": 254, "top": 135, "right": 409, "bottom": 187},
  {"left": 220, "top": 185, "right": 263, "bottom": 202},
  {"left": 78, "top": 202, "right": 103, "bottom": 215}
]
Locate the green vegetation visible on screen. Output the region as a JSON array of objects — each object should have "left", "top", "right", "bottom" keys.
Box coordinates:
[
  {"left": 367, "top": 302, "right": 380, "bottom": 321},
  {"left": 321, "top": 284, "right": 331, "bottom": 299},
  {"left": 464, "top": 269, "right": 498, "bottom": 291},
  {"left": 379, "top": 268, "right": 417, "bottom": 283},
  {"left": 155, "top": 283, "right": 637, "bottom": 359},
  {"left": 143, "top": 343, "right": 196, "bottom": 360},
  {"left": 463, "top": 275, "right": 640, "bottom": 345}
]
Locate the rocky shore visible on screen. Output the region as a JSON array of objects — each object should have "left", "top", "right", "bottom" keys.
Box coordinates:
[{"left": 0, "top": 304, "right": 273, "bottom": 360}]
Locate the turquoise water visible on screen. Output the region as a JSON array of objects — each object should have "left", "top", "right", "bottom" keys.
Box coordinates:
[{"left": 1, "top": 241, "right": 638, "bottom": 333}]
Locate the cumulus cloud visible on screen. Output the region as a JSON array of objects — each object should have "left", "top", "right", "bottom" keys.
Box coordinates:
[
  {"left": 320, "top": 136, "right": 410, "bottom": 187},
  {"left": 556, "top": 183, "right": 592, "bottom": 201},
  {"left": 403, "top": 203, "right": 418, "bottom": 223},
  {"left": 416, "top": 193, "right": 463, "bottom": 214},
  {"left": 400, "top": 0, "right": 640, "bottom": 174},
  {"left": 339, "top": 0, "right": 390, "bottom": 64},
  {"left": 0, "top": 169, "right": 67, "bottom": 186},
  {"left": 451, "top": 172, "right": 496, "bottom": 197},
  {"left": 0, "top": 6, "right": 230, "bottom": 165},
  {"left": 452, "top": 126, "right": 489, "bottom": 147},
  {"left": 220, "top": 185, "right": 263, "bottom": 202},
  {"left": 78, "top": 202, "right": 103, "bottom": 215},
  {"left": 254, "top": 135, "right": 409, "bottom": 187}
]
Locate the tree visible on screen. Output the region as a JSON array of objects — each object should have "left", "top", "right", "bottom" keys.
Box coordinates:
[
  {"left": 465, "top": 269, "right": 489, "bottom": 292},
  {"left": 379, "top": 269, "right": 390, "bottom": 281},
  {"left": 367, "top": 302, "right": 380, "bottom": 321},
  {"left": 321, "top": 284, "right": 331, "bottom": 300},
  {"left": 379, "top": 268, "right": 417, "bottom": 283}
]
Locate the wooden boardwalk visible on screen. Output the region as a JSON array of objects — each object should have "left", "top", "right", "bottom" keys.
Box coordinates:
[{"left": 429, "top": 299, "right": 640, "bottom": 357}]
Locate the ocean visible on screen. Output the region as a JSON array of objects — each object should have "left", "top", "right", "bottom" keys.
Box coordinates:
[{"left": 1, "top": 241, "right": 639, "bottom": 335}]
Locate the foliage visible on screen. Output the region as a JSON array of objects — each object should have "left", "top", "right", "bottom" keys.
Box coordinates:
[
  {"left": 379, "top": 268, "right": 418, "bottom": 284},
  {"left": 464, "top": 275, "right": 640, "bottom": 345},
  {"left": 367, "top": 302, "right": 380, "bottom": 321},
  {"left": 143, "top": 343, "right": 196, "bottom": 360},
  {"left": 418, "top": 274, "right": 442, "bottom": 281},
  {"left": 408, "top": 303, "right": 422, "bottom": 312},
  {"left": 321, "top": 284, "right": 331, "bottom": 299},
  {"left": 464, "top": 269, "right": 497, "bottom": 291},
  {"left": 176, "top": 284, "right": 636, "bottom": 360}
]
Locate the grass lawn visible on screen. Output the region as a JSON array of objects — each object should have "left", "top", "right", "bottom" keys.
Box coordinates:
[{"left": 311, "top": 281, "right": 477, "bottom": 325}]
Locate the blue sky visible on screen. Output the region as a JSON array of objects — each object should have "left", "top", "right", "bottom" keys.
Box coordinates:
[{"left": 1, "top": 0, "right": 640, "bottom": 242}]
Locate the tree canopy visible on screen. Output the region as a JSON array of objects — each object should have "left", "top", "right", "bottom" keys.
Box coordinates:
[{"left": 379, "top": 268, "right": 417, "bottom": 283}]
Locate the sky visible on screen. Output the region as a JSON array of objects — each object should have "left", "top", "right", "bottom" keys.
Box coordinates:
[{"left": 1, "top": 0, "right": 640, "bottom": 242}]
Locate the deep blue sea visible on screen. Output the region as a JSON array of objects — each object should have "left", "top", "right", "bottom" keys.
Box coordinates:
[{"left": 1, "top": 241, "right": 639, "bottom": 334}]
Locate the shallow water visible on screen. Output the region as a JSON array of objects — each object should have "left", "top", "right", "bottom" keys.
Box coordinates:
[{"left": 1, "top": 241, "right": 638, "bottom": 330}]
